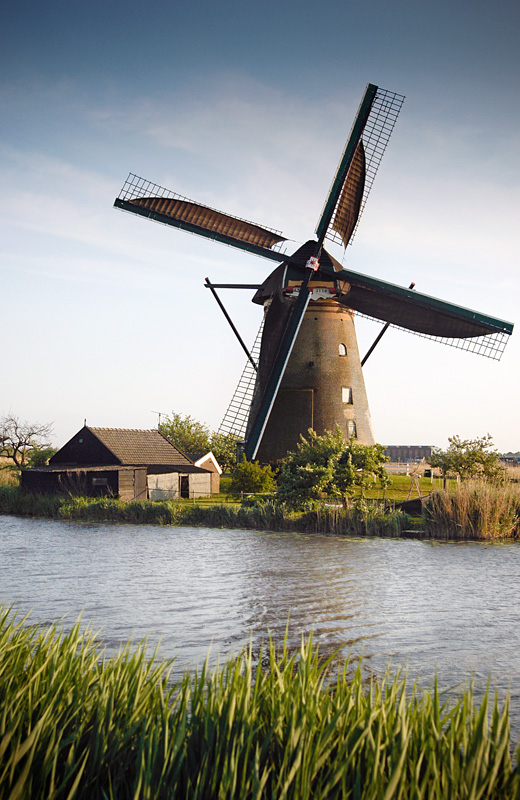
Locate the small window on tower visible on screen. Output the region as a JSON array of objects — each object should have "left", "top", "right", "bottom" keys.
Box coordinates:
[
  {"left": 342, "top": 387, "right": 353, "bottom": 404},
  {"left": 347, "top": 420, "right": 357, "bottom": 439},
  {"left": 339, "top": 343, "right": 347, "bottom": 356}
]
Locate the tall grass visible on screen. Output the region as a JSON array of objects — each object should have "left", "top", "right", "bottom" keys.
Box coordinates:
[
  {"left": 4, "top": 483, "right": 520, "bottom": 540},
  {"left": 299, "top": 503, "right": 411, "bottom": 537},
  {"left": 0, "top": 606, "right": 517, "bottom": 799},
  {"left": 0, "top": 463, "right": 19, "bottom": 487},
  {"left": 58, "top": 495, "right": 182, "bottom": 525},
  {"left": 423, "top": 481, "right": 520, "bottom": 540},
  {"left": 0, "top": 485, "right": 63, "bottom": 517},
  {"left": 0, "top": 488, "right": 410, "bottom": 536}
]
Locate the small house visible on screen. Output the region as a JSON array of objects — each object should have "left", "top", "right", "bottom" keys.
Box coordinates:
[
  {"left": 21, "top": 426, "right": 212, "bottom": 501},
  {"left": 188, "top": 451, "right": 222, "bottom": 494}
]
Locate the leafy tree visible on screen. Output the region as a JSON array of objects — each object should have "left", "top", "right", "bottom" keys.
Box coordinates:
[
  {"left": 0, "top": 415, "right": 54, "bottom": 469},
  {"left": 430, "top": 434, "right": 505, "bottom": 484},
  {"left": 159, "top": 412, "right": 239, "bottom": 471},
  {"left": 26, "top": 448, "right": 57, "bottom": 468},
  {"left": 229, "top": 457, "right": 276, "bottom": 495},
  {"left": 159, "top": 413, "right": 211, "bottom": 456},
  {"left": 277, "top": 426, "right": 389, "bottom": 510},
  {"left": 209, "top": 431, "right": 239, "bottom": 472}
]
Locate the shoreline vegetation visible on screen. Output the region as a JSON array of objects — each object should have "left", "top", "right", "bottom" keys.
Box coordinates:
[
  {"left": 1, "top": 481, "right": 519, "bottom": 540},
  {"left": 0, "top": 606, "right": 518, "bottom": 799}
]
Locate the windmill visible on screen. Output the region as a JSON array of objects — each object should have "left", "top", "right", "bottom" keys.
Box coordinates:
[{"left": 114, "top": 84, "right": 513, "bottom": 463}]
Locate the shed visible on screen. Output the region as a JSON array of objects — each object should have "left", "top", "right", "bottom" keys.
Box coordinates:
[
  {"left": 22, "top": 426, "right": 212, "bottom": 500},
  {"left": 21, "top": 464, "right": 148, "bottom": 501}
]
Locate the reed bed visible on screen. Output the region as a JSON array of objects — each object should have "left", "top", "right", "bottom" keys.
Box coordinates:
[
  {"left": 423, "top": 481, "right": 520, "bottom": 540},
  {"left": 0, "top": 607, "right": 518, "bottom": 799},
  {"left": 0, "top": 485, "right": 64, "bottom": 518},
  {"left": 299, "top": 503, "right": 411, "bottom": 537},
  {"left": 0, "top": 488, "right": 410, "bottom": 537}
]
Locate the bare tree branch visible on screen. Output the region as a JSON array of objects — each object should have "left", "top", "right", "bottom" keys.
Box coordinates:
[{"left": 0, "top": 414, "right": 54, "bottom": 469}]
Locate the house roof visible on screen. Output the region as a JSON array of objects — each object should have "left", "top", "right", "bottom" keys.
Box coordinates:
[
  {"left": 190, "top": 451, "right": 223, "bottom": 474},
  {"left": 48, "top": 426, "right": 210, "bottom": 473},
  {"left": 88, "top": 427, "right": 194, "bottom": 467}
]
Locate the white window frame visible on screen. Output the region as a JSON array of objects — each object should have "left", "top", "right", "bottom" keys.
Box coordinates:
[{"left": 342, "top": 387, "right": 353, "bottom": 404}]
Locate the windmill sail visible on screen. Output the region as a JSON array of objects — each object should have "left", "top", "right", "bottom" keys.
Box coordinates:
[
  {"left": 316, "top": 85, "right": 405, "bottom": 249},
  {"left": 331, "top": 141, "right": 366, "bottom": 248},
  {"left": 253, "top": 240, "right": 512, "bottom": 361},
  {"left": 114, "top": 174, "right": 287, "bottom": 262},
  {"left": 244, "top": 279, "right": 312, "bottom": 460}
]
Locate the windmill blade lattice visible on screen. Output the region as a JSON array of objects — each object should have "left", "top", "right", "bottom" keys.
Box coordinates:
[
  {"left": 356, "top": 311, "right": 510, "bottom": 360},
  {"left": 218, "top": 317, "right": 264, "bottom": 439},
  {"left": 316, "top": 85, "right": 405, "bottom": 250},
  {"left": 115, "top": 174, "right": 288, "bottom": 262}
]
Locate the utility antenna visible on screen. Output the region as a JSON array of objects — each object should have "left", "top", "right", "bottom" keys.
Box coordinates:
[{"left": 152, "top": 410, "right": 168, "bottom": 429}]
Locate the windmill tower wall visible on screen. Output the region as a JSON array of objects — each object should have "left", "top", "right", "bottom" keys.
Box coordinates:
[{"left": 255, "top": 300, "right": 375, "bottom": 463}]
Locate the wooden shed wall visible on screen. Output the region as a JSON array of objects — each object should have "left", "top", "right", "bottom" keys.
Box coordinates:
[
  {"left": 21, "top": 467, "right": 147, "bottom": 500},
  {"left": 118, "top": 468, "right": 148, "bottom": 501}
]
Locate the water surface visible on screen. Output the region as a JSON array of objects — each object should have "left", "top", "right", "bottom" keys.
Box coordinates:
[{"left": 1, "top": 515, "right": 519, "bottom": 731}]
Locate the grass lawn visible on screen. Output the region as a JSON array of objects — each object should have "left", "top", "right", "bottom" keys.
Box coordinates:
[{"left": 213, "top": 474, "right": 456, "bottom": 505}]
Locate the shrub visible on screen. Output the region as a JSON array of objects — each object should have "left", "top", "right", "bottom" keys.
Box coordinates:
[
  {"left": 277, "top": 427, "right": 389, "bottom": 510},
  {"left": 228, "top": 457, "right": 276, "bottom": 495}
]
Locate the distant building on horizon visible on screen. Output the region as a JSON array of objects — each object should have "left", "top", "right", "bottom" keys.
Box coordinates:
[
  {"left": 500, "top": 452, "right": 520, "bottom": 466},
  {"left": 384, "top": 445, "right": 432, "bottom": 463}
]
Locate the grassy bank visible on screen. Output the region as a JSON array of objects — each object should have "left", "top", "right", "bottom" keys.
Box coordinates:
[
  {"left": 2, "top": 483, "right": 520, "bottom": 540},
  {"left": 0, "top": 607, "right": 517, "bottom": 800},
  {"left": 0, "top": 486, "right": 411, "bottom": 537}
]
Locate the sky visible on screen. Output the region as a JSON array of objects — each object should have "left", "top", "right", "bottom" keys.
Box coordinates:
[{"left": 1, "top": 0, "right": 519, "bottom": 452}]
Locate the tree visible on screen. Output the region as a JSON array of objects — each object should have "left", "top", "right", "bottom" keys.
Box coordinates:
[
  {"left": 159, "top": 412, "right": 239, "bottom": 471},
  {"left": 228, "top": 457, "right": 276, "bottom": 495},
  {"left": 26, "top": 448, "right": 57, "bottom": 468},
  {"left": 0, "top": 415, "right": 54, "bottom": 469},
  {"left": 276, "top": 426, "right": 389, "bottom": 510},
  {"left": 209, "top": 431, "right": 239, "bottom": 472},
  {"left": 159, "top": 413, "right": 211, "bottom": 456},
  {"left": 430, "top": 434, "right": 505, "bottom": 484}
]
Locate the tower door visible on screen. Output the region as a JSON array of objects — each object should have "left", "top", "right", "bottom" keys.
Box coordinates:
[{"left": 256, "top": 388, "right": 314, "bottom": 463}]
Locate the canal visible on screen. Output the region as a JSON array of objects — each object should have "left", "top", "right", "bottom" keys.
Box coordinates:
[{"left": 1, "top": 514, "right": 519, "bottom": 734}]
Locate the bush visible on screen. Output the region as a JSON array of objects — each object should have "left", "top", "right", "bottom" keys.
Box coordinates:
[
  {"left": 228, "top": 457, "right": 276, "bottom": 496},
  {"left": 277, "top": 427, "right": 389, "bottom": 510}
]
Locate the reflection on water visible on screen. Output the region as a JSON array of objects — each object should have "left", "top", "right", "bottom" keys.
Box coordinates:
[{"left": 1, "top": 515, "right": 519, "bottom": 733}]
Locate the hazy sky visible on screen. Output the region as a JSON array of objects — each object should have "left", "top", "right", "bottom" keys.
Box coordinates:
[{"left": 2, "top": 0, "right": 519, "bottom": 451}]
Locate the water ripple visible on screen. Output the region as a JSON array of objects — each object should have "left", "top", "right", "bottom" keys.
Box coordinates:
[{"left": 1, "top": 515, "right": 519, "bottom": 734}]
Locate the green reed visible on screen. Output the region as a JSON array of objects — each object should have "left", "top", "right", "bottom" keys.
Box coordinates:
[
  {"left": 0, "top": 606, "right": 518, "bottom": 799},
  {"left": 298, "top": 503, "right": 411, "bottom": 537},
  {"left": 0, "top": 485, "right": 63, "bottom": 518},
  {"left": 0, "top": 488, "right": 410, "bottom": 537},
  {"left": 423, "top": 480, "right": 520, "bottom": 540}
]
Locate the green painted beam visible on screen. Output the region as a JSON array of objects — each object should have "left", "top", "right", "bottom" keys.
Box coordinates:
[
  {"left": 244, "top": 277, "right": 312, "bottom": 461},
  {"left": 320, "top": 260, "right": 513, "bottom": 335}
]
